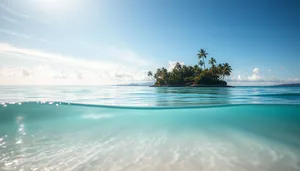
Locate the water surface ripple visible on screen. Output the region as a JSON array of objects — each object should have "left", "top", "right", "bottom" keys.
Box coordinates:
[{"left": 0, "top": 86, "right": 299, "bottom": 106}]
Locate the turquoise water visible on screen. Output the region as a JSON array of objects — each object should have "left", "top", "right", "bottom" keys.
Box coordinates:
[{"left": 0, "top": 86, "right": 300, "bottom": 171}]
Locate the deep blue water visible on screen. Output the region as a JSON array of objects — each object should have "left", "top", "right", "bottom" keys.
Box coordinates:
[{"left": 0, "top": 86, "right": 300, "bottom": 171}]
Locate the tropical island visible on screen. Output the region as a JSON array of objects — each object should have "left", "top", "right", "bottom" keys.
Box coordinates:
[{"left": 148, "top": 49, "right": 233, "bottom": 87}]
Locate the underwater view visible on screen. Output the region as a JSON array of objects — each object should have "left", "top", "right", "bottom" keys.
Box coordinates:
[{"left": 0, "top": 86, "right": 300, "bottom": 171}]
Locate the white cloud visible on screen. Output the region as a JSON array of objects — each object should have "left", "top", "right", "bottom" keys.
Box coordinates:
[
  {"left": 230, "top": 68, "right": 263, "bottom": 82},
  {"left": 0, "top": 43, "right": 115, "bottom": 71},
  {"left": 75, "top": 70, "right": 101, "bottom": 80},
  {"left": 111, "top": 66, "right": 134, "bottom": 81},
  {"left": 54, "top": 70, "right": 69, "bottom": 79},
  {"left": 168, "top": 61, "right": 184, "bottom": 71},
  {"left": 0, "top": 65, "right": 103, "bottom": 85},
  {"left": 133, "top": 70, "right": 153, "bottom": 82},
  {"left": 230, "top": 74, "right": 243, "bottom": 82},
  {"left": 248, "top": 74, "right": 261, "bottom": 81},
  {"left": 22, "top": 69, "right": 32, "bottom": 77},
  {"left": 0, "top": 67, "right": 18, "bottom": 77},
  {"left": 248, "top": 68, "right": 261, "bottom": 81},
  {"left": 0, "top": 67, "right": 33, "bottom": 78},
  {"left": 253, "top": 68, "right": 259, "bottom": 75},
  {"left": 227, "top": 66, "right": 300, "bottom": 86},
  {"left": 114, "top": 72, "right": 133, "bottom": 79},
  {"left": 0, "top": 42, "right": 156, "bottom": 85},
  {"left": 237, "top": 74, "right": 241, "bottom": 81},
  {"left": 76, "top": 70, "right": 84, "bottom": 79}
]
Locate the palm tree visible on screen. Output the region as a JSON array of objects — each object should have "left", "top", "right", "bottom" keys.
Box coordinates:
[
  {"left": 154, "top": 68, "right": 162, "bottom": 79},
  {"left": 208, "top": 57, "right": 217, "bottom": 75},
  {"left": 147, "top": 71, "right": 153, "bottom": 77},
  {"left": 147, "top": 71, "right": 154, "bottom": 81},
  {"left": 197, "top": 49, "right": 208, "bottom": 69},
  {"left": 161, "top": 67, "right": 168, "bottom": 75},
  {"left": 218, "top": 63, "right": 232, "bottom": 79},
  {"left": 223, "top": 63, "right": 232, "bottom": 77},
  {"left": 161, "top": 67, "right": 169, "bottom": 84},
  {"left": 217, "top": 64, "right": 224, "bottom": 79},
  {"left": 174, "top": 62, "right": 182, "bottom": 70},
  {"left": 198, "top": 60, "right": 204, "bottom": 68},
  {"left": 193, "top": 65, "right": 201, "bottom": 75},
  {"left": 208, "top": 57, "right": 217, "bottom": 68}
]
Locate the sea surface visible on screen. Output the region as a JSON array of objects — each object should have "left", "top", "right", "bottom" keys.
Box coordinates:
[{"left": 0, "top": 86, "right": 300, "bottom": 171}]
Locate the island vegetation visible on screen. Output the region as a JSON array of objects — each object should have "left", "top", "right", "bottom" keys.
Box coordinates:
[{"left": 148, "top": 49, "right": 232, "bottom": 87}]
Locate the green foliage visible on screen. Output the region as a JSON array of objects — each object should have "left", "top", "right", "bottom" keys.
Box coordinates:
[
  {"left": 147, "top": 71, "right": 153, "bottom": 77},
  {"left": 197, "top": 49, "right": 208, "bottom": 69},
  {"left": 149, "top": 49, "right": 232, "bottom": 86}
]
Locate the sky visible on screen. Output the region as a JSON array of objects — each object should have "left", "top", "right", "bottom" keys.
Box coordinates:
[{"left": 0, "top": 0, "right": 299, "bottom": 85}]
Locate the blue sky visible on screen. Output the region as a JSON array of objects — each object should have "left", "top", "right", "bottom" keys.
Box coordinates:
[{"left": 0, "top": 0, "right": 299, "bottom": 85}]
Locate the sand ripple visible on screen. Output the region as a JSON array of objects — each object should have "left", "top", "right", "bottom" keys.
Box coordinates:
[{"left": 1, "top": 126, "right": 300, "bottom": 171}]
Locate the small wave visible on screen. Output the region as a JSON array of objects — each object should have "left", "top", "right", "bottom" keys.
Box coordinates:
[
  {"left": 253, "top": 93, "right": 300, "bottom": 97},
  {"left": 62, "top": 102, "right": 300, "bottom": 110},
  {"left": 81, "top": 114, "right": 114, "bottom": 120},
  {"left": 1, "top": 101, "right": 300, "bottom": 111}
]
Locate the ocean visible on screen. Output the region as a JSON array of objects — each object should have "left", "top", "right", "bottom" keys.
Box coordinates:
[{"left": 0, "top": 86, "right": 300, "bottom": 171}]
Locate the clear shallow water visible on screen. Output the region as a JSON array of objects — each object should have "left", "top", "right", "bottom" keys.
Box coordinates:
[{"left": 0, "top": 86, "right": 300, "bottom": 171}]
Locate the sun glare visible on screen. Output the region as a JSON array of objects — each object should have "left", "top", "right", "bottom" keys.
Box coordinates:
[{"left": 34, "top": 0, "right": 67, "bottom": 9}]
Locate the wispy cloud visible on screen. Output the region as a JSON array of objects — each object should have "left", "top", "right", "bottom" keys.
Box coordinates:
[
  {"left": 0, "top": 29, "right": 31, "bottom": 39},
  {"left": 0, "top": 15, "right": 21, "bottom": 24},
  {"left": 78, "top": 42, "right": 153, "bottom": 67},
  {"left": 0, "top": 42, "right": 114, "bottom": 71},
  {"left": 0, "top": 4, "right": 30, "bottom": 19},
  {"left": 0, "top": 4, "right": 49, "bottom": 24},
  {"left": 0, "top": 42, "right": 154, "bottom": 85},
  {"left": 0, "top": 29, "right": 47, "bottom": 43}
]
